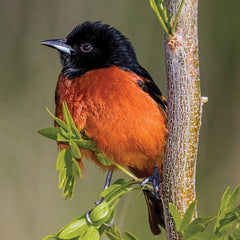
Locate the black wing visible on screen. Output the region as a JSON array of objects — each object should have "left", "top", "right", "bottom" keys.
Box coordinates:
[
  {"left": 121, "top": 65, "right": 167, "bottom": 112},
  {"left": 137, "top": 79, "right": 167, "bottom": 112}
]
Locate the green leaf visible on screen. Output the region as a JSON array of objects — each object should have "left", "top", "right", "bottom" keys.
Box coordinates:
[
  {"left": 104, "top": 224, "right": 122, "bottom": 240},
  {"left": 190, "top": 216, "right": 216, "bottom": 230},
  {"left": 233, "top": 226, "right": 240, "bottom": 238},
  {"left": 46, "top": 107, "right": 68, "bottom": 132},
  {"left": 183, "top": 216, "right": 216, "bottom": 239},
  {"left": 89, "top": 202, "right": 110, "bottom": 225},
  {"left": 215, "top": 187, "right": 231, "bottom": 232},
  {"left": 98, "top": 207, "right": 116, "bottom": 236},
  {"left": 57, "top": 133, "right": 69, "bottom": 142},
  {"left": 101, "top": 182, "right": 127, "bottom": 199},
  {"left": 62, "top": 176, "right": 72, "bottom": 195},
  {"left": 219, "top": 205, "right": 240, "bottom": 227},
  {"left": 215, "top": 186, "right": 240, "bottom": 236},
  {"left": 80, "top": 129, "right": 90, "bottom": 139},
  {"left": 62, "top": 102, "right": 81, "bottom": 138},
  {"left": 103, "top": 181, "right": 135, "bottom": 204},
  {"left": 59, "top": 218, "right": 88, "bottom": 239},
  {"left": 56, "top": 149, "right": 67, "bottom": 171},
  {"left": 112, "top": 179, "right": 127, "bottom": 185},
  {"left": 124, "top": 231, "right": 139, "bottom": 240},
  {"left": 150, "top": 0, "right": 158, "bottom": 14},
  {"left": 184, "top": 231, "right": 217, "bottom": 240},
  {"left": 62, "top": 102, "right": 73, "bottom": 136},
  {"left": 180, "top": 201, "right": 197, "bottom": 232},
  {"left": 72, "top": 158, "right": 81, "bottom": 178},
  {"left": 169, "top": 203, "right": 182, "bottom": 232},
  {"left": 96, "top": 153, "right": 112, "bottom": 166},
  {"left": 81, "top": 225, "right": 100, "bottom": 240},
  {"left": 37, "top": 127, "right": 61, "bottom": 140},
  {"left": 70, "top": 140, "right": 81, "bottom": 159},
  {"left": 41, "top": 234, "right": 58, "bottom": 240},
  {"left": 62, "top": 176, "right": 75, "bottom": 199},
  {"left": 74, "top": 139, "right": 97, "bottom": 151},
  {"left": 149, "top": 0, "right": 171, "bottom": 36},
  {"left": 58, "top": 168, "right": 67, "bottom": 189},
  {"left": 58, "top": 149, "right": 74, "bottom": 176},
  {"left": 64, "top": 150, "right": 74, "bottom": 174},
  {"left": 60, "top": 127, "right": 70, "bottom": 139},
  {"left": 56, "top": 147, "right": 80, "bottom": 199},
  {"left": 104, "top": 207, "right": 116, "bottom": 225},
  {"left": 227, "top": 186, "right": 240, "bottom": 212},
  {"left": 95, "top": 207, "right": 114, "bottom": 227}
]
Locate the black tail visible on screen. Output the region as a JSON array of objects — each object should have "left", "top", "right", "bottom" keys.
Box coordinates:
[{"left": 143, "top": 189, "right": 165, "bottom": 235}]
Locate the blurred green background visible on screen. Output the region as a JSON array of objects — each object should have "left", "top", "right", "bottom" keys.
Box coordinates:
[{"left": 0, "top": 0, "right": 239, "bottom": 239}]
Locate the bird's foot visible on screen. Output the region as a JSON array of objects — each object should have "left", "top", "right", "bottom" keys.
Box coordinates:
[{"left": 141, "top": 164, "right": 161, "bottom": 199}]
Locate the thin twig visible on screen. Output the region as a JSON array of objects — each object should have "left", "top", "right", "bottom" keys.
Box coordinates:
[
  {"left": 172, "top": 0, "right": 185, "bottom": 33},
  {"left": 113, "top": 163, "right": 143, "bottom": 182}
]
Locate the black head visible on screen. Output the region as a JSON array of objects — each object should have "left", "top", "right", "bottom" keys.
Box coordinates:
[{"left": 41, "top": 21, "right": 150, "bottom": 79}]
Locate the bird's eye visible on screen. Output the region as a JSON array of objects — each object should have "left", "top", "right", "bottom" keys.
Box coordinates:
[{"left": 80, "top": 43, "right": 93, "bottom": 53}]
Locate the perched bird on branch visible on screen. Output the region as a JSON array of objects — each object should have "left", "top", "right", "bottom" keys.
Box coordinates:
[{"left": 41, "top": 21, "right": 167, "bottom": 235}]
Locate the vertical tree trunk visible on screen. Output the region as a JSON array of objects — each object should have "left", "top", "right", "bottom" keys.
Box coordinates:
[{"left": 162, "top": 0, "right": 201, "bottom": 239}]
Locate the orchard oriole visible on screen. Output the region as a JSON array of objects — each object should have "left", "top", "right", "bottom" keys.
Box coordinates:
[{"left": 41, "top": 21, "right": 167, "bottom": 235}]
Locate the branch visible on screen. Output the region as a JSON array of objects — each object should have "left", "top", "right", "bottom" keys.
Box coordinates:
[{"left": 161, "top": 0, "right": 202, "bottom": 239}]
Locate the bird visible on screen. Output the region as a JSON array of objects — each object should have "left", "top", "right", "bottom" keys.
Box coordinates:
[{"left": 41, "top": 21, "right": 167, "bottom": 235}]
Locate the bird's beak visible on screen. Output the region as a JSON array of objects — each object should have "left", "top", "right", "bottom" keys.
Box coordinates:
[{"left": 40, "top": 39, "right": 76, "bottom": 55}]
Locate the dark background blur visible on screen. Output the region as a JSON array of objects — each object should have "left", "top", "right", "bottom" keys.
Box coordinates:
[{"left": 1, "top": 0, "right": 239, "bottom": 239}]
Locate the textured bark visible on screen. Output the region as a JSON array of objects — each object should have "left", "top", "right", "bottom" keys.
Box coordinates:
[{"left": 162, "top": 0, "right": 201, "bottom": 239}]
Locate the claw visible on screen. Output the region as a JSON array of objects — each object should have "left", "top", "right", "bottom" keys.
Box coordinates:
[
  {"left": 85, "top": 211, "right": 93, "bottom": 225},
  {"left": 141, "top": 164, "right": 160, "bottom": 199},
  {"left": 104, "top": 219, "right": 115, "bottom": 227},
  {"left": 95, "top": 200, "right": 101, "bottom": 205},
  {"left": 98, "top": 171, "right": 113, "bottom": 203}
]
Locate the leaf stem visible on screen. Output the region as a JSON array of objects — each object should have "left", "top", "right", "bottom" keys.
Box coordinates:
[
  {"left": 156, "top": 11, "right": 170, "bottom": 37},
  {"left": 150, "top": 0, "right": 170, "bottom": 37},
  {"left": 113, "top": 163, "right": 142, "bottom": 182},
  {"left": 172, "top": 0, "right": 185, "bottom": 33}
]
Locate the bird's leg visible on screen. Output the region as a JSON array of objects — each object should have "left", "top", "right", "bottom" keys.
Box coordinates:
[
  {"left": 85, "top": 171, "right": 114, "bottom": 226},
  {"left": 141, "top": 164, "right": 161, "bottom": 199},
  {"left": 95, "top": 171, "right": 113, "bottom": 205}
]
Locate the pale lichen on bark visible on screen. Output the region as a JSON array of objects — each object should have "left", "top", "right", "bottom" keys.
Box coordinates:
[{"left": 162, "top": 0, "right": 202, "bottom": 239}]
